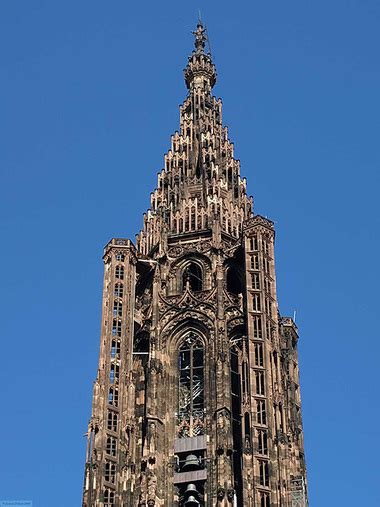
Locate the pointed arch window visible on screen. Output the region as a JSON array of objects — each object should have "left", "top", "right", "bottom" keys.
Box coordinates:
[
  {"left": 103, "top": 488, "right": 115, "bottom": 507},
  {"left": 226, "top": 265, "right": 243, "bottom": 295},
  {"left": 230, "top": 343, "right": 244, "bottom": 503},
  {"left": 108, "top": 387, "right": 118, "bottom": 407},
  {"left": 183, "top": 263, "right": 203, "bottom": 292},
  {"left": 107, "top": 411, "right": 118, "bottom": 432},
  {"left": 106, "top": 436, "right": 117, "bottom": 456},
  {"left": 115, "top": 265, "right": 124, "bottom": 280},
  {"left": 114, "top": 283, "right": 123, "bottom": 298},
  {"left": 258, "top": 459, "right": 270, "bottom": 486},
  {"left": 257, "top": 429, "right": 268, "bottom": 455},
  {"left": 259, "top": 491, "right": 270, "bottom": 507},
  {"left": 178, "top": 333, "right": 204, "bottom": 438},
  {"left": 113, "top": 299, "right": 123, "bottom": 317},
  {"left": 104, "top": 461, "right": 116, "bottom": 483}
]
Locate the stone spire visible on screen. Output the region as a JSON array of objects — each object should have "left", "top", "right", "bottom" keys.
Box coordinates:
[{"left": 136, "top": 22, "right": 252, "bottom": 255}]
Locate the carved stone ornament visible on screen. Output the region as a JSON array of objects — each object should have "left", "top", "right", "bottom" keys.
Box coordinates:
[
  {"left": 244, "top": 214, "right": 275, "bottom": 231},
  {"left": 227, "top": 488, "right": 235, "bottom": 501},
  {"left": 167, "top": 240, "right": 212, "bottom": 259},
  {"left": 160, "top": 310, "right": 214, "bottom": 347},
  {"left": 217, "top": 486, "right": 225, "bottom": 500},
  {"left": 217, "top": 351, "right": 227, "bottom": 363},
  {"left": 149, "top": 358, "right": 163, "bottom": 375}
]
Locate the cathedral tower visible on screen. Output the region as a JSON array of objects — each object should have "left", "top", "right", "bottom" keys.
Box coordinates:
[{"left": 82, "top": 22, "right": 308, "bottom": 507}]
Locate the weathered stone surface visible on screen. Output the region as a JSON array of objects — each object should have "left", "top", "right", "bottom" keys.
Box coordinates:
[{"left": 82, "top": 21, "right": 308, "bottom": 507}]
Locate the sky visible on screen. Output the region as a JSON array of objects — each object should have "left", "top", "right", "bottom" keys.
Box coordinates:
[{"left": 0, "top": 1, "right": 379, "bottom": 506}]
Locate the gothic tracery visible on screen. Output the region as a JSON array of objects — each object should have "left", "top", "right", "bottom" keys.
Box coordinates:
[{"left": 83, "top": 21, "right": 307, "bottom": 507}]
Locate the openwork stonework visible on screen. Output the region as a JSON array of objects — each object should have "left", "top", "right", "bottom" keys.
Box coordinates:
[{"left": 82, "top": 22, "right": 308, "bottom": 507}]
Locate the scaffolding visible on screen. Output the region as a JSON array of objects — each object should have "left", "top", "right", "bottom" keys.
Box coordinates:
[{"left": 290, "top": 476, "right": 307, "bottom": 507}]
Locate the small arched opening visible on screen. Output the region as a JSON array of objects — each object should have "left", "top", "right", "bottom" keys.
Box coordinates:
[
  {"left": 226, "top": 265, "right": 244, "bottom": 295},
  {"left": 183, "top": 263, "right": 203, "bottom": 292}
]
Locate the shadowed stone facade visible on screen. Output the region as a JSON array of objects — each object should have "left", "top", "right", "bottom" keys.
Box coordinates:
[{"left": 82, "top": 22, "right": 308, "bottom": 507}]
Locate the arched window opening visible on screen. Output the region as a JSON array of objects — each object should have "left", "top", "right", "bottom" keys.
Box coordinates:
[
  {"left": 114, "top": 283, "right": 123, "bottom": 298},
  {"left": 134, "top": 331, "right": 149, "bottom": 354},
  {"left": 106, "top": 436, "right": 117, "bottom": 457},
  {"left": 183, "top": 263, "right": 203, "bottom": 292},
  {"left": 113, "top": 300, "right": 122, "bottom": 317},
  {"left": 259, "top": 491, "right": 270, "bottom": 507},
  {"left": 112, "top": 319, "right": 121, "bottom": 337},
  {"left": 115, "top": 265, "right": 124, "bottom": 280},
  {"left": 104, "top": 461, "right": 116, "bottom": 483},
  {"left": 178, "top": 333, "right": 204, "bottom": 438},
  {"left": 242, "top": 360, "right": 249, "bottom": 395},
  {"left": 230, "top": 345, "right": 243, "bottom": 506},
  {"left": 108, "top": 387, "right": 118, "bottom": 407},
  {"left": 226, "top": 265, "right": 243, "bottom": 295},
  {"left": 109, "top": 364, "right": 119, "bottom": 384},
  {"left": 107, "top": 411, "right": 118, "bottom": 432},
  {"left": 244, "top": 412, "right": 251, "bottom": 450},
  {"left": 257, "top": 429, "right": 268, "bottom": 455},
  {"left": 111, "top": 339, "right": 120, "bottom": 358},
  {"left": 259, "top": 460, "right": 269, "bottom": 486},
  {"left": 104, "top": 488, "right": 115, "bottom": 507},
  {"left": 195, "top": 158, "right": 202, "bottom": 179}
]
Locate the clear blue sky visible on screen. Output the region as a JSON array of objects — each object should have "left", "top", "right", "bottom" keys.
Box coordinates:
[{"left": 1, "top": 1, "right": 379, "bottom": 506}]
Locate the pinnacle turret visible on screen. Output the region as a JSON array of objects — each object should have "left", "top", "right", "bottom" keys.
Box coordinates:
[{"left": 184, "top": 21, "right": 216, "bottom": 90}]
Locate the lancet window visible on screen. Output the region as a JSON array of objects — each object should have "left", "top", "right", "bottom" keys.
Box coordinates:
[
  {"left": 258, "top": 460, "right": 270, "bottom": 486},
  {"left": 104, "top": 461, "right": 116, "bottom": 483},
  {"left": 106, "top": 436, "right": 117, "bottom": 456},
  {"left": 114, "top": 283, "right": 123, "bottom": 298},
  {"left": 256, "top": 400, "right": 267, "bottom": 425},
  {"left": 251, "top": 254, "right": 260, "bottom": 270},
  {"left": 226, "top": 265, "right": 243, "bottom": 295},
  {"left": 115, "top": 265, "right": 124, "bottom": 280},
  {"left": 253, "top": 316, "right": 263, "bottom": 338},
  {"left": 112, "top": 319, "right": 122, "bottom": 337},
  {"left": 259, "top": 491, "right": 270, "bottom": 507},
  {"left": 113, "top": 300, "right": 122, "bottom": 317},
  {"left": 107, "top": 411, "right": 118, "bottom": 432},
  {"left": 111, "top": 339, "right": 120, "bottom": 358},
  {"left": 108, "top": 387, "right": 118, "bottom": 407},
  {"left": 230, "top": 342, "right": 246, "bottom": 504},
  {"left": 103, "top": 488, "right": 115, "bottom": 507},
  {"left": 251, "top": 272, "right": 260, "bottom": 289},
  {"left": 177, "top": 333, "right": 205, "bottom": 438},
  {"left": 182, "top": 262, "right": 203, "bottom": 292},
  {"left": 257, "top": 429, "right": 268, "bottom": 455}
]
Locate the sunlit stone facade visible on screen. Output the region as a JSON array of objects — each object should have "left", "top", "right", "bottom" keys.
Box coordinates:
[{"left": 82, "top": 22, "right": 308, "bottom": 507}]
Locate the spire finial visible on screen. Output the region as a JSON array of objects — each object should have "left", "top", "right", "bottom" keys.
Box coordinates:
[
  {"left": 192, "top": 19, "right": 207, "bottom": 55},
  {"left": 185, "top": 19, "right": 216, "bottom": 89}
]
